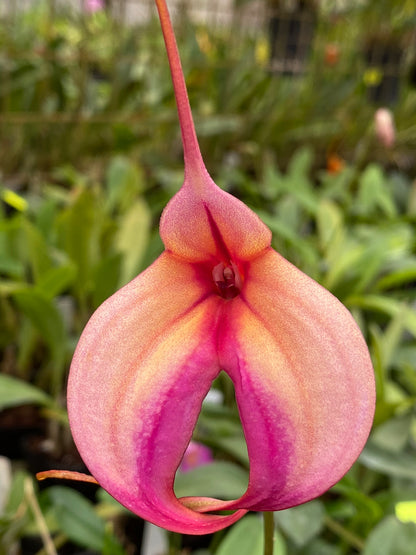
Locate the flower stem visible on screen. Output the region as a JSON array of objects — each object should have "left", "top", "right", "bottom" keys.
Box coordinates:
[
  {"left": 263, "top": 511, "right": 275, "bottom": 555},
  {"left": 153, "top": 0, "right": 204, "bottom": 173}
]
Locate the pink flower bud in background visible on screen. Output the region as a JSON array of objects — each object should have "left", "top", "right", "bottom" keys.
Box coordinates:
[
  {"left": 179, "top": 442, "right": 213, "bottom": 473},
  {"left": 375, "top": 108, "right": 395, "bottom": 148},
  {"left": 84, "top": 0, "right": 104, "bottom": 13}
]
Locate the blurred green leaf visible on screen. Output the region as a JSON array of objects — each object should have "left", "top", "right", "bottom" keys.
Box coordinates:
[
  {"left": 92, "top": 253, "right": 122, "bottom": 309},
  {"left": 360, "top": 443, "right": 416, "bottom": 480},
  {"left": 22, "top": 219, "right": 53, "bottom": 283},
  {"left": 305, "top": 539, "right": 341, "bottom": 555},
  {"left": 316, "top": 199, "right": 344, "bottom": 251},
  {"left": 196, "top": 115, "right": 242, "bottom": 137},
  {"left": 355, "top": 165, "right": 397, "bottom": 218},
  {"left": 396, "top": 345, "right": 416, "bottom": 369},
  {"left": 371, "top": 415, "right": 411, "bottom": 453},
  {"left": 210, "top": 435, "right": 249, "bottom": 467},
  {"left": 276, "top": 500, "right": 325, "bottom": 547},
  {"left": 363, "top": 516, "right": 416, "bottom": 555},
  {"left": 217, "top": 514, "right": 286, "bottom": 555},
  {"left": 375, "top": 259, "right": 416, "bottom": 291},
  {"left": 283, "top": 148, "right": 318, "bottom": 214},
  {"left": 106, "top": 156, "right": 145, "bottom": 212},
  {"left": 57, "top": 188, "right": 101, "bottom": 301},
  {"left": 331, "top": 480, "right": 383, "bottom": 522},
  {"left": 36, "top": 264, "right": 77, "bottom": 298},
  {"left": 0, "top": 281, "right": 26, "bottom": 295},
  {"left": 196, "top": 402, "right": 249, "bottom": 466},
  {"left": 174, "top": 461, "right": 248, "bottom": 500},
  {"left": 0, "top": 216, "right": 25, "bottom": 279},
  {"left": 259, "top": 210, "right": 319, "bottom": 274},
  {"left": 102, "top": 526, "right": 128, "bottom": 555},
  {"left": 370, "top": 309, "right": 408, "bottom": 379},
  {"left": 45, "top": 486, "right": 114, "bottom": 553},
  {"left": 0, "top": 375, "right": 53, "bottom": 411},
  {"left": 12, "top": 288, "right": 67, "bottom": 382},
  {"left": 116, "top": 198, "right": 151, "bottom": 286},
  {"left": 322, "top": 236, "right": 363, "bottom": 291},
  {"left": 347, "top": 295, "right": 416, "bottom": 337}
]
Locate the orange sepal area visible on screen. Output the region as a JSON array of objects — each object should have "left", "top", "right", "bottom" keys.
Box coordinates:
[{"left": 36, "top": 470, "right": 99, "bottom": 484}]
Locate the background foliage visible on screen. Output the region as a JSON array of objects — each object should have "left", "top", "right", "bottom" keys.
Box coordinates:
[{"left": 1, "top": 0, "right": 416, "bottom": 553}]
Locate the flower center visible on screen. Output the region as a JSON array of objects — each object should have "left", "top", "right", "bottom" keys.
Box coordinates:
[{"left": 212, "top": 261, "right": 242, "bottom": 300}]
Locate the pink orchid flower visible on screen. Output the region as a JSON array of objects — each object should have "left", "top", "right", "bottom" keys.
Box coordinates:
[{"left": 40, "top": 0, "right": 375, "bottom": 535}]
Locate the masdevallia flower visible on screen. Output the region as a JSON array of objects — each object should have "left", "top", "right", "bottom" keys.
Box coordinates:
[{"left": 60, "top": 0, "right": 375, "bottom": 535}]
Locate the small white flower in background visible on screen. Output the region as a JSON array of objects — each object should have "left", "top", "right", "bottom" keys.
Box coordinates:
[
  {"left": 84, "top": 0, "right": 104, "bottom": 13},
  {"left": 375, "top": 108, "right": 395, "bottom": 148}
]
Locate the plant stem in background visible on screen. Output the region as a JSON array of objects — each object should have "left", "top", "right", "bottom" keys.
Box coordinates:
[
  {"left": 25, "top": 478, "right": 57, "bottom": 555},
  {"left": 324, "top": 516, "right": 365, "bottom": 551},
  {"left": 263, "top": 511, "right": 275, "bottom": 555},
  {"left": 168, "top": 530, "right": 182, "bottom": 555}
]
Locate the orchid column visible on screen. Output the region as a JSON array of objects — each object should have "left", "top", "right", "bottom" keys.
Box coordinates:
[{"left": 64, "top": 0, "right": 376, "bottom": 535}]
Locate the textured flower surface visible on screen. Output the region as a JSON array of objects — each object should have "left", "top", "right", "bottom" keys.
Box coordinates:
[{"left": 65, "top": 0, "right": 375, "bottom": 535}]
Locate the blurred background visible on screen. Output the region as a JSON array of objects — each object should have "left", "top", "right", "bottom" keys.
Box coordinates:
[{"left": 1, "top": 1, "right": 416, "bottom": 554}]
